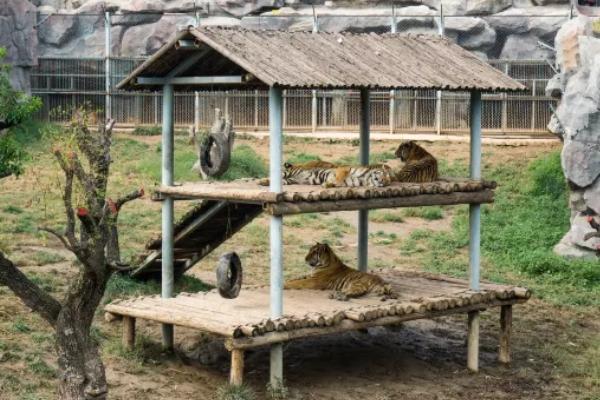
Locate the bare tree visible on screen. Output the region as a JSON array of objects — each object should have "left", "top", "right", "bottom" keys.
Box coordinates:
[{"left": 0, "top": 112, "right": 142, "bottom": 399}]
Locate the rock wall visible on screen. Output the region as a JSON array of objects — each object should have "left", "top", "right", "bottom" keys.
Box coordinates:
[
  {"left": 548, "top": 16, "right": 600, "bottom": 259},
  {"left": 33, "top": 0, "right": 571, "bottom": 59},
  {"left": 1, "top": 0, "right": 38, "bottom": 92}
]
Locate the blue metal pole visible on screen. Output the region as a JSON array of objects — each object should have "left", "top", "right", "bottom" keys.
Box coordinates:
[
  {"left": 161, "top": 83, "right": 175, "bottom": 350},
  {"left": 269, "top": 86, "right": 284, "bottom": 387},
  {"left": 467, "top": 90, "right": 482, "bottom": 372},
  {"left": 358, "top": 88, "right": 370, "bottom": 272}
]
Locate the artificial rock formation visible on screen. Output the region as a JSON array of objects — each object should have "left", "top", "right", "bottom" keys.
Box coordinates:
[
  {"left": 0, "top": 0, "right": 38, "bottom": 92},
  {"left": 33, "top": 0, "right": 572, "bottom": 59},
  {"left": 547, "top": 16, "right": 600, "bottom": 259}
]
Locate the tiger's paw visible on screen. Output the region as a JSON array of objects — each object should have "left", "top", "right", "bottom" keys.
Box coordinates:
[
  {"left": 258, "top": 178, "right": 270, "bottom": 186},
  {"left": 329, "top": 291, "right": 349, "bottom": 301},
  {"left": 322, "top": 182, "right": 335, "bottom": 188}
]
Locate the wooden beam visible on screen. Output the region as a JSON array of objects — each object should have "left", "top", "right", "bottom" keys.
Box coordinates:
[
  {"left": 498, "top": 304, "right": 512, "bottom": 364},
  {"left": 122, "top": 316, "right": 136, "bottom": 351},
  {"left": 230, "top": 349, "right": 245, "bottom": 385},
  {"left": 136, "top": 76, "right": 245, "bottom": 86},
  {"left": 266, "top": 190, "right": 494, "bottom": 215},
  {"left": 226, "top": 299, "right": 524, "bottom": 350}
]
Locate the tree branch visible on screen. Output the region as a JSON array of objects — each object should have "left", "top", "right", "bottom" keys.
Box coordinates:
[
  {"left": 39, "top": 227, "right": 73, "bottom": 251},
  {"left": 115, "top": 188, "right": 145, "bottom": 211},
  {"left": 0, "top": 252, "right": 62, "bottom": 327}
]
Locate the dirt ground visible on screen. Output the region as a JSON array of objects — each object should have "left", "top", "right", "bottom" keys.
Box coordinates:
[{"left": 2, "top": 136, "right": 598, "bottom": 400}]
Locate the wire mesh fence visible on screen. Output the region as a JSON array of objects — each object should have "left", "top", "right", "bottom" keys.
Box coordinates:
[{"left": 30, "top": 10, "right": 567, "bottom": 136}]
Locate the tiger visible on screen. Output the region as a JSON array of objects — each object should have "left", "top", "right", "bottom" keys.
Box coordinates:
[
  {"left": 392, "top": 140, "right": 438, "bottom": 183},
  {"left": 284, "top": 242, "right": 396, "bottom": 301},
  {"left": 259, "top": 162, "right": 392, "bottom": 188}
]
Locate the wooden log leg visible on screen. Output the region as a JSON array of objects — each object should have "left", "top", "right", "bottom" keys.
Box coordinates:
[
  {"left": 122, "top": 317, "right": 136, "bottom": 351},
  {"left": 467, "top": 310, "right": 479, "bottom": 372},
  {"left": 499, "top": 305, "right": 512, "bottom": 364},
  {"left": 230, "top": 349, "right": 244, "bottom": 386}
]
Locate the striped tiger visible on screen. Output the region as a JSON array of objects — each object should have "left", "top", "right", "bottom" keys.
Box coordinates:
[
  {"left": 393, "top": 140, "right": 438, "bottom": 183},
  {"left": 259, "top": 161, "right": 392, "bottom": 188},
  {"left": 284, "top": 242, "right": 396, "bottom": 301}
]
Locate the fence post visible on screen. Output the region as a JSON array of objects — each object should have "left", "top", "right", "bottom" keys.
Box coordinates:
[
  {"left": 531, "top": 79, "right": 536, "bottom": 133},
  {"left": 282, "top": 90, "right": 287, "bottom": 129},
  {"left": 435, "top": 6, "right": 444, "bottom": 135},
  {"left": 389, "top": 4, "right": 397, "bottom": 134},
  {"left": 312, "top": 14, "right": 318, "bottom": 134},
  {"left": 501, "top": 63, "right": 509, "bottom": 134},
  {"left": 104, "top": 11, "right": 112, "bottom": 121},
  {"left": 254, "top": 89, "right": 259, "bottom": 128},
  {"left": 194, "top": 91, "right": 200, "bottom": 133}
]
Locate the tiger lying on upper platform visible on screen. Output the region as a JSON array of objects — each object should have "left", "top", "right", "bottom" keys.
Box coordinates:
[
  {"left": 285, "top": 242, "right": 396, "bottom": 301},
  {"left": 259, "top": 161, "right": 392, "bottom": 188},
  {"left": 392, "top": 140, "right": 438, "bottom": 183}
]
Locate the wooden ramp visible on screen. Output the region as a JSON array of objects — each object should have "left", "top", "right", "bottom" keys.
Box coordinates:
[
  {"left": 132, "top": 201, "right": 263, "bottom": 279},
  {"left": 106, "top": 270, "right": 530, "bottom": 349}
]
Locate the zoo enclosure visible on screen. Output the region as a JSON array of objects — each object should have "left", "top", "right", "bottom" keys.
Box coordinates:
[{"left": 31, "top": 10, "right": 565, "bottom": 136}]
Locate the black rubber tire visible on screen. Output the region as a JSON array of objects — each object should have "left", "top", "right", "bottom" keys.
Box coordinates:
[
  {"left": 216, "top": 252, "right": 243, "bottom": 299},
  {"left": 199, "top": 133, "right": 231, "bottom": 178}
]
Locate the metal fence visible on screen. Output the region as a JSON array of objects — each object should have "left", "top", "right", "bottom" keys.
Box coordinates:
[
  {"left": 30, "top": 8, "right": 566, "bottom": 136},
  {"left": 31, "top": 57, "right": 557, "bottom": 135}
]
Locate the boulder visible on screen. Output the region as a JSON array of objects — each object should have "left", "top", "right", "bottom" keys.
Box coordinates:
[
  {"left": 437, "top": 0, "right": 512, "bottom": 15},
  {"left": 486, "top": 8, "right": 530, "bottom": 34},
  {"left": 550, "top": 16, "right": 600, "bottom": 259},
  {"left": 499, "top": 33, "right": 555, "bottom": 59},
  {"left": 0, "top": 0, "right": 38, "bottom": 92},
  {"left": 445, "top": 17, "right": 496, "bottom": 52},
  {"left": 199, "top": 16, "right": 241, "bottom": 27},
  {"left": 216, "top": 0, "right": 285, "bottom": 18},
  {"left": 38, "top": 14, "right": 79, "bottom": 46},
  {"left": 532, "top": 0, "right": 569, "bottom": 5},
  {"left": 120, "top": 15, "right": 195, "bottom": 56}
]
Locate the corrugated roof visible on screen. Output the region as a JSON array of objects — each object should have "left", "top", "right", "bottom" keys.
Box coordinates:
[{"left": 117, "top": 27, "right": 525, "bottom": 92}]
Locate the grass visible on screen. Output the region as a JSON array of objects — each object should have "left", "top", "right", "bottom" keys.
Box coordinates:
[
  {"left": 216, "top": 384, "right": 257, "bottom": 400},
  {"left": 103, "top": 274, "right": 211, "bottom": 305},
  {"left": 402, "top": 206, "right": 444, "bottom": 220},
  {"left": 131, "top": 126, "right": 162, "bottom": 136},
  {"left": 369, "top": 210, "right": 404, "bottom": 223},
  {"left": 405, "top": 151, "right": 600, "bottom": 307}
]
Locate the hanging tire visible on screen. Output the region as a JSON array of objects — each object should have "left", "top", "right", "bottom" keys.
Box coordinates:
[
  {"left": 216, "top": 252, "right": 243, "bottom": 299},
  {"left": 199, "top": 133, "right": 231, "bottom": 178}
]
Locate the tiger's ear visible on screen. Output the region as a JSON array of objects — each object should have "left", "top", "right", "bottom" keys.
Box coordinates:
[{"left": 284, "top": 162, "right": 293, "bottom": 169}]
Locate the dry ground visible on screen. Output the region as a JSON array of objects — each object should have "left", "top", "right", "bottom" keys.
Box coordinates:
[{"left": 1, "top": 136, "right": 598, "bottom": 400}]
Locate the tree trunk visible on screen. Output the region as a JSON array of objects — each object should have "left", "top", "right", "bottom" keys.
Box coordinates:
[{"left": 55, "top": 266, "right": 111, "bottom": 400}]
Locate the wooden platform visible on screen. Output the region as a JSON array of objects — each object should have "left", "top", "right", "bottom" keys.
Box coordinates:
[
  {"left": 106, "top": 271, "right": 529, "bottom": 351},
  {"left": 154, "top": 178, "right": 496, "bottom": 215}
]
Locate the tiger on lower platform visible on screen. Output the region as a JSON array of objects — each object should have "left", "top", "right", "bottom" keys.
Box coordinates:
[{"left": 285, "top": 242, "right": 396, "bottom": 301}]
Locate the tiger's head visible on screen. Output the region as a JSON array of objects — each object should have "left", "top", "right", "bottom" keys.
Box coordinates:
[
  {"left": 305, "top": 242, "right": 335, "bottom": 269},
  {"left": 371, "top": 165, "right": 392, "bottom": 187},
  {"left": 395, "top": 140, "right": 422, "bottom": 162}
]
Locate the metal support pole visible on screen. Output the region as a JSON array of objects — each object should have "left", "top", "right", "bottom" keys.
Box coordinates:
[
  {"left": 467, "top": 90, "right": 482, "bottom": 372},
  {"left": 161, "top": 83, "right": 175, "bottom": 350},
  {"left": 269, "top": 86, "right": 284, "bottom": 388},
  {"left": 104, "top": 11, "right": 111, "bottom": 121},
  {"left": 358, "top": 88, "right": 370, "bottom": 272}
]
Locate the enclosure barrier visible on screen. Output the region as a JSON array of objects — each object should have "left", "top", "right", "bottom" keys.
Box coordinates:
[{"left": 31, "top": 58, "right": 556, "bottom": 136}]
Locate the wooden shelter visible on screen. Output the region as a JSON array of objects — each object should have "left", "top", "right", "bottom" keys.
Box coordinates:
[{"left": 113, "top": 26, "right": 527, "bottom": 387}]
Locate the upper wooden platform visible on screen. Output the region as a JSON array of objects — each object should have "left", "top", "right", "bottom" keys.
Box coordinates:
[
  {"left": 105, "top": 271, "right": 530, "bottom": 350},
  {"left": 155, "top": 178, "right": 496, "bottom": 215}
]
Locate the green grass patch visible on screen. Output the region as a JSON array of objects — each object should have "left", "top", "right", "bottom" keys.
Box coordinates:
[
  {"left": 103, "top": 274, "right": 211, "bottom": 305},
  {"left": 370, "top": 210, "right": 405, "bottom": 223},
  {"left": 131, "top": 125, "right": 162, "bottom": 136},
  {"left": 403, "top": 206, "right": 444, "bottom": 220},
  {"left": 217, "top": 384, "right": 257, "bottom": 400},
  {"left": 31, "top": 250, "right": 66, "bottom": 265}
]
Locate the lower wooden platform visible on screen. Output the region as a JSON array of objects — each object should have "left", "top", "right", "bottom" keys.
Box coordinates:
[{"left": 105, "top": 271, "right": 530, "bottom": 384}]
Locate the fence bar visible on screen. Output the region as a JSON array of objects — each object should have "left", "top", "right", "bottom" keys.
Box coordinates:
[
  {"left": 104, "top": 11, "right": 111, "bottom": 120},
  {"left": 358, "top": 88, "right": 370, "bottom": 272},
  {"left": 161, "top": 83, "right": 175, "bottom": 350},
  {"left": 268, "top": 86, "right": 284, "bottom": 388},
  {"left": 467, "top": 90, "right": 482, "bottom": 373},
  {"left": 435, "top": 7, "right": 444, "bottom": 135}
]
